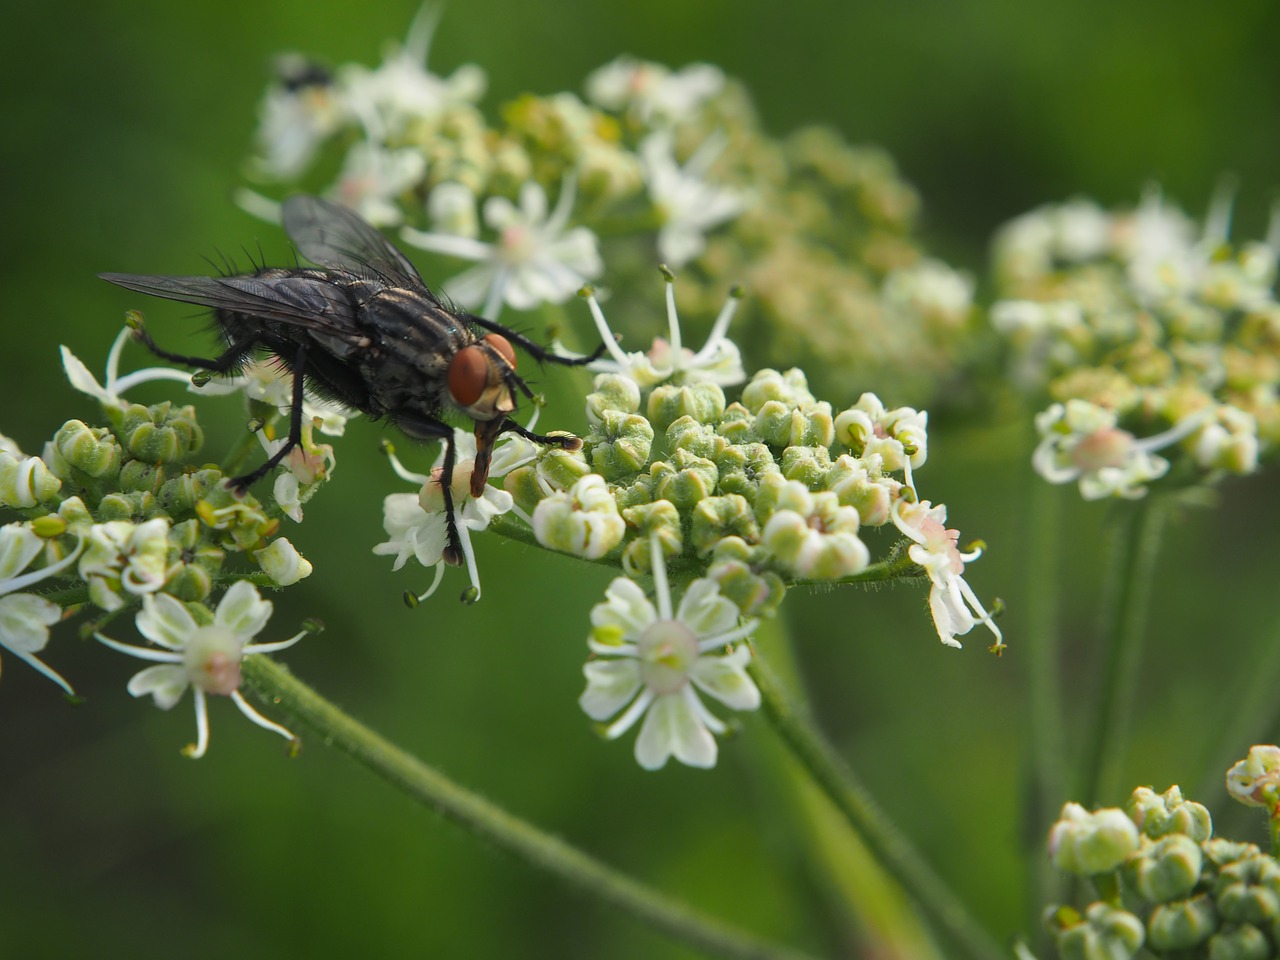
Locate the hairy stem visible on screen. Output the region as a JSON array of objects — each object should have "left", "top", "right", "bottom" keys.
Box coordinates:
[
  {"left": 241, "top": 656, "right": 824, "bottom": 960},
  {"left": 749, "top": 650, "right": 1006, "bottom": 960}
]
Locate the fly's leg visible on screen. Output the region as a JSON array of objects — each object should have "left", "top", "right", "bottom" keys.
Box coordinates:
[
  {"left": 499, "top": 418, "right": 583, "bottom": 452},
  {"left": 467, "top": 314, "right": 611, "bottom": 367},
  {"left": 394, "top": 413, "right": 465, "bottom": 566},
  {"left": 128, "top": 315, "right": 259, "bottom": 374},
  {"left": 227, "top": 343, "right": 309, "bottom": 492}
]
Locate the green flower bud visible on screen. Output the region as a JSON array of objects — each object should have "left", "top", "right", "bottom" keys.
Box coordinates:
[
  {"left": 253, "top": 537, "right": 313, "bottom": 586},
  {"left": 1048, "top": 803, "right": 1141, "bottom": 875},
  {"left": 118, "top": 459, "right": 164, "bottom": 494},
  {"left": 1128, "top": 785, "right": 1213, "bottom": 842},
  {"left": 647, "top": 382, "right": 727, "bottom": 432},
  {"left": 55, "top": 420, "right": 122, "bottom": 479},
  {"left": 691, "top": 495, "right": 761, "bottom": 555},
  {"left": 716, "top": 402, "right": 759, "bottom": 444},
  {"left": 164, "top": 561, "right": 213, "bottom": 602},
  {"left": 118, "top": 401, "right": 203, "bottom": 464},
  {"left": 0, "top": 452, "right": 62, "bottom": 508},
  {"left": 613, "top": 473, "right": 656, "bottom": 511},
  {"left": 30, "top": 514, "right": 68, "bottom": 539},
  {"left": 538, "top": 448, "right": 593, "bottom": 491},
  {"left": 586, "top": 373, "right": 641, "bottom": 424},
  {"left": 97, "top": 491, "right": 159, "bottom": 521},
  {"left": 1146, "top": 895, "right": 1219, "bottom": 952},
  {"left": 620, "top": 499, "right": 682, "bottom": 575},
  {"left": 195, "top": 490, "right": 273, "bottom": 552},
  {"left": 588, "top": 410, "right": 654, "bottom": 480},
  {"left": 713, "top": 443, "right": 778, "bottom": 504},
  {"left": 1215, "top": 856, "right": 1280, "bottom": 925},
  {"left": 707, "top": 539, "right": 786, "bottom": 617},
  {"left": 56, "top": 495, "right": 94, "bottom": 530},
  {"left": 1125, "top": 834, "right": 1203, "bottom": 903},
  {"left": 1207, "top": 924, "right": 1271, "bottom": 960},
  {"left": 651, "top": 449, "right": 718, "bottom": 510},
  {"left": 754, "top": 399, "right": 835, "bottom": 449},
  {"left": 825, "top": 454, "right": 898, "bottom": 527},
  {"left": 505, "top": 465, "right": 545, "bottom": 514},
  {"left": 667, "top": 417, "right": 725, "bottom": 461},
  {"left": 158, "top": 469, "right": 224, "bottom": 515},
  {"left": 780, "top": 445, "right": 832, "bottom": 488},
  {"left": 1205, "top": 841, "right": 1262, "bottom": 870},
  {"left": 740, "top": 368, "right": 815, "bottom": 414},
  {"left": 531, "top": 474, "right": 625, "bottom": 560},
  {"left": 1051, "top": 902, "right": 1145, "bottom": 960}
]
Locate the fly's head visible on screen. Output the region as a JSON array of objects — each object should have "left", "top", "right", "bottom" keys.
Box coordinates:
[{"left": 448, "top": 333, "right": 526, "bottom": 498}]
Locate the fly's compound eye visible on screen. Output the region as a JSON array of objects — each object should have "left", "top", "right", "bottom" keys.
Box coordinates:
[
  {"left": 483, "top": 333, "right": 516, "bottom": 369},
  {"left": 447, "top": 345, "right": 489, "bottom": 407}
]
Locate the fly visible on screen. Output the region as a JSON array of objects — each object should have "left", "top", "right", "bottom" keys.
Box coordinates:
[{"left": 100, "top": 195, "right": 603, "bottom": 566}]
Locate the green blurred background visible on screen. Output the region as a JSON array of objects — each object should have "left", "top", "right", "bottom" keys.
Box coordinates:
[{"left": 3, "top": 1, "right": 1279, "bottom": 957}]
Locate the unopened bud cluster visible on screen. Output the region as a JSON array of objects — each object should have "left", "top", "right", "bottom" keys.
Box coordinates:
[
  {"left": 1044, "top": 767, "right": 1280, "bottom": 960},
  {"left": 992, "top": 191, "right": 1279, "bottom": 498}
]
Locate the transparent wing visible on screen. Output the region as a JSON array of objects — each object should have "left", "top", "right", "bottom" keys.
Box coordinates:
[
  {"left": 98, "top": 272, "right": 366, "bottom": 344},
  {"left": 282, "top": 195, "right": 425, "bottom": 287}
]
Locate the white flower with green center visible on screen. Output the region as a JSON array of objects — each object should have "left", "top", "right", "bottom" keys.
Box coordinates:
[
  {"left": 0, "top": 525, "right": 81, "bottom": 695},
  {"left": 402, "top": 177, "right": 602, "bottom": 320},
  {"left": 891, "top": 499, "right": 1002, "bottom": 651},
  {"left": 61, "top": 327, "right": 196, "bottom": 407},
  {"left": 576, "top": 279, "right": 744, "bottom": 388},
  {"left": 639, "top": 130, "right": 746, "bottom": 268},
  {"left": 833, "top": 393, "right": 928, "bottom": 490},
  {"left": 580, "top": 535, "right": 760, "bottom": 770},
  {"left": 95, "top": 581, "right": 304, "bottom": 758},
  {"left": 585, "top": 57, "right": 724, "bottom": 126},
  {"left": 1032, "top": 399, "right": 1213, "bottom": 500},
  {"left": 78, "top": 518, "right": 172, "bottom": 612}
]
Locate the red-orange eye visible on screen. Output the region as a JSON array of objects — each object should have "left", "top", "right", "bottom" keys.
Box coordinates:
[
  {"left": 447, "top": 345, "right": 488, "bottom": 407},
  {"left": 483, "top": 333, "right": 516, "bottom": 368}
]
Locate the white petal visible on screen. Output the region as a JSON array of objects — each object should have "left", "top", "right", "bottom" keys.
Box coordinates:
[
  {"left": 136, "top": 592, "right": 197, "bottom": 650},
  {"left": 0, "top": 593, "right": 61, "bottom": 653},
  {"left": 579, "top": 658, "right": 642, "bottom": 721},
  {"left": 675, "top": 579, "right": 741, "bottom": 639},
  {"left": 60, "top": 346, "right": 111, "bottom": 401},
  {"left": 634, "top": 691, "right": 717, "bottom": 770},
  {"left": 0, "top": 525, "right": 45, "bottom": 583},
  {"left": 214, "top": 580, "right": 273, "bottom": 641},
  {"left": 590, "top": 578, "right": 657, "bottom": 639},
  {"left": 127, "top": 664, "right": 190, "bottom": 709},
  {"left": 690, "top": 647, "right": 761, "bottom": 712}
]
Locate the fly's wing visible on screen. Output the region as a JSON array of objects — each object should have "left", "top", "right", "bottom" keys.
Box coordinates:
[
  {"left": 282, "top": 195, "right": 426, "bottom": 288},
  {"left": 98, "top": 272, "right": 367, "bottom": 345}
]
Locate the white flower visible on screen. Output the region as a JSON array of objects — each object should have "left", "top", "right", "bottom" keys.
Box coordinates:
[
  {"left": 250, "top": 56, "right": 347, "bottom": 180},
  {"left": 78, "top": 518, "right": 172, "bottom": 612},
  {"left": 760, "top": 482, "right": 870, "bottom": 579},
  {"left": 585, "top": 57, "right": 724, "bottom": 125},
  {"left": 891, "top": 499, "right": 1002, "bottom": 651},
  {"left": 531, "top": 474, "right": 626, "bottom": 560},
  {"left": 256, "top": 419, "right": 337, "bottom": 522},
  {"left": 576, "top": 278, "right": 744, "bottom": 388},
  {"left": 0, "top": 525, "right": 81, "bottom": 694},
  {"left": 580, "top": 534, "right": 760, "bottom": 770},
  {"left": 372, "top": 430, "right": 516, "bottom": 601},
  {"left": 881, "top": 259, "right": 974, "bottom": 327},
  {"left": 61, "top": 327, "right": 195, "bottom": 407},
  {"left": 329, "top": 141, "right": 426, "bottom": 228},
  {"left": 402, "top": 177, "right": 602, "bottom": 319},
  {"left": 639, "top": 130, "right": 746, "bottom": 267},
  {"left": 95, "top": 581, "right": 304, "bottom": 758},
  {"left": 338, "top": 7, "right": 484, "bottom": 139},
  {"left": 834, "top": 393, "right": 928, "bottom": 491},
  {"left": 1032, "top": 399, "right": 1212, "bottom": 500}
]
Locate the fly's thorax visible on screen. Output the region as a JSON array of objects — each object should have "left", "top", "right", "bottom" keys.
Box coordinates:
[{"left": 354, "top": 286, "right": 469, "bottom": 412}]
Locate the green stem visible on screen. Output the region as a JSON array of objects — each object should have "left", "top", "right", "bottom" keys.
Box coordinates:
[
  {"left": 241, "top": 657, "right": 824, "bottom": 960},
  {"left": 748, "top": 652, "right": 1006, "bottom": 960},
  {"left": 1079, "top": 496, "right": 1168, "bottom": 806}
]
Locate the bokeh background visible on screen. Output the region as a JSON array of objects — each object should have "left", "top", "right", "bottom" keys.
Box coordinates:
[{"left": 3, "top": 1, "right": 1279, "bottom": 957}]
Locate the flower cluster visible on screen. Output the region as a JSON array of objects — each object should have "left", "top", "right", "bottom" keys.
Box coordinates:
[
  {"left": 243, "top": 21, "right": 976, "bottom": 406},
  {"left": 0, "top": 330, "right": 320, "bottom": 754},
  {"left": 1040, "top": 757, "right": 1280, "bottom": 960},
  {"left": 991, "top": 189, "right": 1280, "bottom": 499}
]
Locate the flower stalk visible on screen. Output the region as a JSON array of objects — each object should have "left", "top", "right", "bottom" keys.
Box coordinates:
[{"left": 241, "top": 655, "right": 823, "bottom": 960}]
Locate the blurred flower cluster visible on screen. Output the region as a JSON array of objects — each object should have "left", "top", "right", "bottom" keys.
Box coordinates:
[
  {"left": 0, "top": 327, "right": 325, "bottom": 755},
  {"left": 1040, "top": 747, "right": 1280, "bottom": 960},
  {"left": 991, "top": 189, "right": 1279, "bottom": 500},
  {"left": 244, "top": 9, "right": 977, "bottom": 406}
]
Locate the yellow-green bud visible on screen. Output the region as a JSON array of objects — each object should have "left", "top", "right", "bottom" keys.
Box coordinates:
[
  {"left": 164, "top": 562, "right": 213, "bottom": 602},
  {"left": 1048, "top": 803, "right": 1141, "bottom": 875},
  {"left": 119, "top": 459, "right": 164, "bottom": 493},
  {"left": 780, "top": 445, "right": 832, "bottom": 487},
  {"left": 620, "top": 499, "right": 682, "bottom": 575},
  {"left": 1215, "top": 857, "right": 1280, "bottom": 925},
  {"left": 714, "top": 443, "right": 778, "bottom": 504},
  {"left": 666, "top": 417, "right": 724, "bottom": 460},
  {"left": 1125, "top": 835, "right": 1203, "bottom": 903},
  {"left": 30, "top": 514, "right": 68, "bottom": 538},
  {"left": 613, "top": 474, "right": 656, "bottom": 511},
  {"left": 588, "top": 410, "right": 653, "bottom": 480},
  {"left": 707, "top": 540, "right": 786, "bottom": 617},
  {"left": 538, "top": 448, "right": 593, "bottom": 491},
  {"left": 118, "top": 402, "right": 203, "bottom": 463},
  {"left": 158, "top": 469, "right": 223, "bottom": 515},
  {"left": 825, "top": 454, "right": 897, "bottom": 527},
  {"left": 55, "top": 420, "right": 122, "bottom": 479},
  {"left": 651, "top": 450, "right": 718, "bottom": 510},
  {"left": 754, "top": 399, "right": 834, "bottom": 449},
  {"left": 586, "top": 373, "right": 642, "bottom": 424},
  {"left": 740, "top": 368, "right": 815, "bottom": 413},
  {"left": 1127, "top": 785, "right": 1213, "bottom": 842},
  {"left": 1146, "top": 895, "right": 1219, "bottom": 952},
  {"left": 647, "top": 382, "right": 727, "bottom": 432},
  {"left": 691, "top": 495, "right": 760, "bottom": 556},
  {"left": 716, "top": 402, "right": 758, "bottom": 444},
  {"left": 1207, "top": 924, "right": 1271, "bottom": 960},
  {"left": 1051, "top": 902, "right": 1145, "bottom": 960},
  {"left": 0, "top": 452, "right": 62, "bottom": 508}
]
